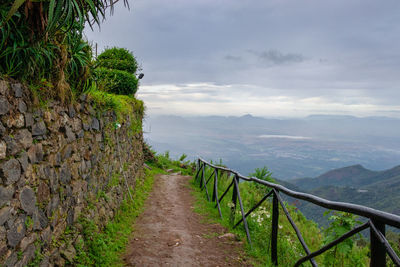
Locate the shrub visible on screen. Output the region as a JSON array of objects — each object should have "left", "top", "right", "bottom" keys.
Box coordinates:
[
  {"left": 0, "top": 1, "right": 128, "bottom": 102},
  {"left": 143, "top": 143, "right": 157, "bottom": 164},
  {"left": 66, "top": 30, "right": 94, "bottom": 92},
  {"left": 98, "top": 59, "right": 137, "bottom": 74},
  {"left": 249, "top": 166, "right": 275, "bottom": 192},
  {"left": 97, "top": 47, "right": 135, "bottom": 62},
  {"left": 97, "top": 47, "right": 138, "bottom": 74},
  {"left": 0, "top": 4, "right": 56, "bottom": 80},
  {"left": 94, "top": 67, "right": 138, "bottom": 95},
  {"left": 95, "top": 47, "right": 140, "bottom": 95}
]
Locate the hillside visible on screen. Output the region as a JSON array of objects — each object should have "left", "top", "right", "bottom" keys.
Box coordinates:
[
  {"left": 280, "top": 164, "right": 400, "bottom": 226},
  {"left": 289, "top": 164, "right": 400, "bottom": 190}
]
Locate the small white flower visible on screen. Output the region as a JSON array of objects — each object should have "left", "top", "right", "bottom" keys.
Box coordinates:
[
  {"left": 278, "top": 224, "right": 283, "bottom": 229},
  {"left": 116, "top": 123, "right": 121, "bottom": 129}
]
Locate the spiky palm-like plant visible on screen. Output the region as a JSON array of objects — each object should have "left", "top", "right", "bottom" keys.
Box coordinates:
[
  {"left": 0, "top": 0, "right": 129, "bottom": 101},
  {"left": 2, "top": 0, "right": 129, "bottom": 36}
]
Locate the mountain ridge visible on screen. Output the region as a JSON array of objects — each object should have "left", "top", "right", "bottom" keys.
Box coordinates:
[
  {"left": 288, "top": 164, "right": 400, "bottom": 191},
  {"left": 278, "top": 163, "right": 400, "bottom": 225}
]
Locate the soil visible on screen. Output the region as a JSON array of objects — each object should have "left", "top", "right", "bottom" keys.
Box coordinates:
[{"left": 123, "top": 173, "right": 253, "bottom": 267}]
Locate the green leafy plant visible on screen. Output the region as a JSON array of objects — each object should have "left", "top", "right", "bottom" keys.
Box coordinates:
[
  {"left": 97, "top": 47, "right": 136, "bottom": 62},
  {"left": 65, "top": 24, "right": 94, "bottom": 92},
  {"left": 96, "top": 189, "right": 109, "bottom": 202},
  {"left": 179, "top": 154, "right": 188, "bottom": 162},
  {"left": 149, "top": 151, "right": 195, "bottom": 175},
  {"left": 98, "top": 59, "right": 137, "bottom": 74},
  {"left": 0, "top": 0, "right": 128, "bottom": 101},
  {"left": 322, "top": 211, "right": 368, "bottom": 267},
  {"left": 94, "top": 67, "right": 138, "bottom": 95},
  {"left": 94, "top": 47, "right": 140, "bottom": 95},
  {"left": 2, "top": 0, "right": 129, "bottom": 35},
  {"left": 87, "top": 88, "right": 144, "bottom": 122},
  {"left": 250, "top": 166, "right": 274, "bottom": 182},
  {"left": 249, "top": 166, "right": 275, "bottom": 192},
  {"left": 25, "top": 215, "right": 33, "bottom": 229},
  {"left": 0, "top": 4, "right": 57, "bottom": 79},
  {"left": 97, "top": 47, "right": 138, "bottom": 74},
  {"left": 143, "top": 143, "right": 157, "bottom": 164},
  {"left": 27, "top": 241, "right": 44, "bottom": 267},
  {"left": 17, "top": 250, "right": 23, "bottom": 260}
]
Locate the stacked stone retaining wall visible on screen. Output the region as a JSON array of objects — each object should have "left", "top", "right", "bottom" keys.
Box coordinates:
[{"left": 0, "top": 80, "right": 144, "bottom": 266}]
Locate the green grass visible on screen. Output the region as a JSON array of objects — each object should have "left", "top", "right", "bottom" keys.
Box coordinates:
[
  {"left": 74, "top": 167, "right": 160, "bottom": 266},
  {"left": 73, "top": 153, "right": 194, "bottom": 266},
  {"left": 151, "top": 151, "right": 195, "bottom": 176},
  {"left": 88, "top": 89, "right": 144, "bottom": 122}
]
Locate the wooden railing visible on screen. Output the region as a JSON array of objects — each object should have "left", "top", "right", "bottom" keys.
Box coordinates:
[{"left": 195, "top": 158, "right": 400, "bottom": 267}]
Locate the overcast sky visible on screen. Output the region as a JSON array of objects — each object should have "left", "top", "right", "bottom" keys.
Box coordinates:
[{"left": 85, "top": 0, "right": 400, "bottom": 118}]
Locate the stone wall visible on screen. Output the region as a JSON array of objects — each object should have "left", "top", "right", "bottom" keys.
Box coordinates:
[{"left": 0, "top": 80, "right": 144, "bottom": 266}]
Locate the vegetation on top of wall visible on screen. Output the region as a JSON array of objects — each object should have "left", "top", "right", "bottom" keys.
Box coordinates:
[
  {"left": 1, "top": 1, "right": 143, "bottom": 126},
  {"left": 97, "top": 60, "right": 137, "bottom": 75},
  {"left": 88, "top": 89, "right": 144, "bottom": 123},
  {"left": 94, "top": 68, "right": 139, "bottom": 95},
  {"left": 97, "top": 47, "right": 138, "bottom": 74},
  {"left": 0, "top": 1, "right": 128, "bottom": 103},
  {"left": 94, "top": 47, "right": 140, "bottom": 95}
]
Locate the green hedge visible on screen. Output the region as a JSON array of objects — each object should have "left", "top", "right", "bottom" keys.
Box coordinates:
[
  {"left": 94, "top": 67, "right": 138, "bottom": 95},
  {"left": 98, "top": 59, "right": 137, "bottom": 74},
  {"left": 97, "top": 47, "right": 135, "bottom": 61},
  {"left": 95, "top": 47, "right": 140, "bottom": 95}
]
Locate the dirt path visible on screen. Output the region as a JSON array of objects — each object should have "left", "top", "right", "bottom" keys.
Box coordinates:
[{"left": 123, "top": 173, "right": 252, "bottom": 267}]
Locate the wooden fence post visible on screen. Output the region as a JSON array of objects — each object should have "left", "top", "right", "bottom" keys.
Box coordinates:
[
  {"left": 200, "top": 163, "right": 205, "bottom": 188},
  {"left": 271, "top": 191, "right": 279, "bottom": 265},
  {"left": 212, "top": 169, "right": 217, "bottom": 202},
  {"left": 230, "top": 174, "right": 238, "bottom": 225},
  {"left": 370, "top": 220, "right": 386, "bottom": 267}
]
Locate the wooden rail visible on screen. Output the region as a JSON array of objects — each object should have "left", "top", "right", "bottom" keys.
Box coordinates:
[{"left": 195, "top": 158, "right": 400, "bottom": 267}]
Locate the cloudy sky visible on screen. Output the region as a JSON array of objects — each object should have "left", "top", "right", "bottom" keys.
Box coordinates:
[{"left": 86, "top": 0, "right": 400, "bottom": 118}]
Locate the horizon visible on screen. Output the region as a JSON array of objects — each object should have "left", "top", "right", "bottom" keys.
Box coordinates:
[
  {"left": 144, "top": 112, "right": 400, "bottom": 120},
  {"left": 143, "top": 113, "right": 400, "bottom": 179}
]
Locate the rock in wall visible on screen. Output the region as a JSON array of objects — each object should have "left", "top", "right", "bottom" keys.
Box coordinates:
[{"left": 0, "top": 80, "right": 144, "bottom": 266}]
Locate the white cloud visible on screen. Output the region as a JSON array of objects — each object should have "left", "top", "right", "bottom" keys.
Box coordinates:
[
  {"left": 138, "top": 83, "right": 400, "bottom": 118},
  {"left": 86, "top": 0, "right": 400, "bottom": 118}
]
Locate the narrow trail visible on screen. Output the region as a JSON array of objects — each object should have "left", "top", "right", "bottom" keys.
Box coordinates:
[{"left": 124, "top": 173, "right": 252, "bottom": 267}]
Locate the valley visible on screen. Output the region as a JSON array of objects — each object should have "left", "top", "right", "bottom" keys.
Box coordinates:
[
  {"left": 144, "top": 114, "right": 400, "bottom": 226},
  {"left": 144, "top": 114, "right": 400, "bottom": 179}
]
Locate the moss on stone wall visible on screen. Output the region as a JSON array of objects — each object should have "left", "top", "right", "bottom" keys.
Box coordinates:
[{"left": 0, "top": 79, "right": 145, "bottom": 266}]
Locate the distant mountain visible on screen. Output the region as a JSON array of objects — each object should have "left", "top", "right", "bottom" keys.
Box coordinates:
[
  {"left": 279, "top": 164, "right": 400, "bottom": 226},
  {"left": 289, "top": 164, "right": 400, "bottom": 190},
  {"left": 306, "top": 114, "right": 359, "bottom": 120},
  {"left": 145, "top": 114, "right": 400, "bottom": 179}
]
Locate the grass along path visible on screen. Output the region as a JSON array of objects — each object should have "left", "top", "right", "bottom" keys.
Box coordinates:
[
  {"left": 74, "top": 168, "right": 156, "bottom": 266},
  {"left": 124, "top": 172, "right": 252, "bottom": 266}
]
